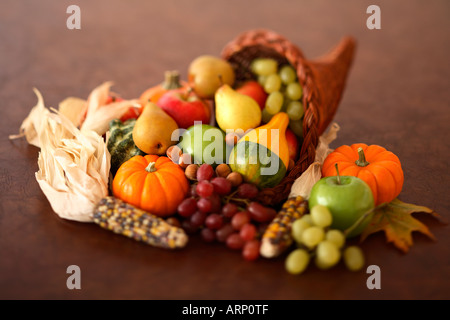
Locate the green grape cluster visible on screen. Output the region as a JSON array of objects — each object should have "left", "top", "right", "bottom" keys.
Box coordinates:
[
  {"left": 250, "top": 58, "right": 304, "bottom": 138},
  {"left": 285, "top": 204, "right": 365, "bottom": 275}
]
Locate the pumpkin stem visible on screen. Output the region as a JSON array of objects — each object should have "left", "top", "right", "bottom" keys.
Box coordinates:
[
  {"left": 162, "top": 70, "right": 182, "bottom": 90},
  {"left": 145, "top": 162, "right": 157, "bottom": 173},
  {"left": 335, "top": 163, "right": 341, "bottom": 185},
  {"left": 355, "top": 147, "right": 370, "bottom": 167}
]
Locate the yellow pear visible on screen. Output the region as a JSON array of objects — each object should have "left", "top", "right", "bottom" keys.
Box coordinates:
[
  {"left": 132, "top": 101, "right": 178, "bottom": 155},
  {"left": 214, "top": 84, "right": 262, "bottom": 133}
]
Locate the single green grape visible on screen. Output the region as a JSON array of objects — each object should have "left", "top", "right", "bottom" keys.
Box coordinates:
[
  {"left": 299, "top": 214, "right": 313, "bottom": 225},
  {"left": 264, "top": 74, "right": 282, "bottom": 93},
  {"left": 251, "top": 58, "right": 278, "bottom": 76},
  {"left": 285, "top": 249, "right": 310, "bottom": 275},
  {"left": 286, "top": 82, "right": 303, "bottom": 100},
  {"left": 279, "top": 65, "right": 297, "bottom": 84},
  {"left": 315, "top": 240, "right": 341, "bottom": 269},
  {"left": 265, "top": 91, "right": 284, "bottom": 114},
  {"left": 289, "top": 119, "right": 303, "bottom": 138},
  {"left": 310, "top": 205, "right": 333, "bottom": 228},
  {"left": 286, "top": 101, "right": 304, "bottom": 121},
  {"left": 258, "top": 75, "right": 268, "bottom": 86},
  {"left": 301, "top": 226, "right": 325, "bottom": 249},
  {"left": 343, "top": 246, "right": 365, "bottom": 272},
  {"left": 261, "top": 107, "right": 274, "bottom": 123},
  {"left": 325, "top": 229, "right": 346, "bottom": 249},
  {"left": 291, "top": 218, "right": 311, "bottom": 244}
]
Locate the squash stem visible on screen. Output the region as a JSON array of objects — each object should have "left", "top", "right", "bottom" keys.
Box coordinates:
[
  {"left": 335, "top": 163, "right": 341, "bottom": 185},
  {"left": 145, "top": 162, "right": 157, "bottom": 173},
  {"left": 355, "top": 147, "right": 370, "bottom": 167},
  {"left": 162, "top": 70, "right": 182, "bottom": 90}
]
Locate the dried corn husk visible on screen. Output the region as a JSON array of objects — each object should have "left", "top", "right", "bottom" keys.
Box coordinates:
[
  {"left": 8, "top": 88, "right": 49, "bottom": 148},
  {"left": 11, "top": 89, "right": 111, "bottom": 222},
  {"left": 79, "top": 81, "right": 140, "bottom": 135},
  {"left": 289, "top": 123, "right": 340, "bottom": 199}
]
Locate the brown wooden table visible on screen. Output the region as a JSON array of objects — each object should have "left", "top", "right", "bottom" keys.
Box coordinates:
[{"left": 1, "top": 0, "right": 449, "bottom": 300}]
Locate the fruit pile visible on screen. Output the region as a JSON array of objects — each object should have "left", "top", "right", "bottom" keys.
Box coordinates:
[{"left": 13, "top": 41, "right": 409, "bottom": 276}]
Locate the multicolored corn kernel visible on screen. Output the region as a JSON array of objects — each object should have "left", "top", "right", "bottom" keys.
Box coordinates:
[
  {"left": 260, "top": 196, "right": 307, "bottom": 258},
  {"left": 93, "top": 197, "right": 188, "bottom": 249}
]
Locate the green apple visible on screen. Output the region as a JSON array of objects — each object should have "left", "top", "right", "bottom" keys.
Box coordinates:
[
  {"left": 177, "top": 123, "right": 229, "bottom": 167},
  {"left": 308, "top": 175, "right": 374, "bottom": 238}
]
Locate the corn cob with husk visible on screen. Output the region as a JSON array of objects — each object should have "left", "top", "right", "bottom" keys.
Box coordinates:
[
  {"left": 93, "top": 196, "right": 188, "bottom": 249},
  {"left": 260, "top": 196, "right": 308, "bottom": 258}
]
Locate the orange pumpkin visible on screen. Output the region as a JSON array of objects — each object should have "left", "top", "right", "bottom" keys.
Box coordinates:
[
  {"left": 322, "top": 143, "right": 404, "bottom": 205},
  {"left": 112, "top": 155, "right": 189, "bottom": 217},
  {"left": 139, "top": 70, "right": 187, "bottom": 106}
]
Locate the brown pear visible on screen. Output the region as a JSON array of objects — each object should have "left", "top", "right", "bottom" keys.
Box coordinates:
[{"left": 132, "top": 101, "right": 179, "bottom": 155}]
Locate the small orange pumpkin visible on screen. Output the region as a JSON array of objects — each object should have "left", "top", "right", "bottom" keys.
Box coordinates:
[
  {"left": 322, "top": 143, "right": 404, "bottom": 205},
  {"left": 112, "top": 155, "right": 189, "bottom": 217}
]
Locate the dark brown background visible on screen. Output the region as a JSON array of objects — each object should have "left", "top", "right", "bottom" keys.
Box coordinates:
[{"left": 1, "top": 0, "right": 449, "bottom": 300}]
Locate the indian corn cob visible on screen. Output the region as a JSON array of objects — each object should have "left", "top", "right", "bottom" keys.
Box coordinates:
[
  {"left": 93, "top": 196, "right": 188, "bottom": 249},
  {"left": 260, "top": 196, "right": 307, "bottom": 258}
]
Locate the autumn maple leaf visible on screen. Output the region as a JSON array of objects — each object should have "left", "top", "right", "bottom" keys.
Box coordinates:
[{"left": 359, "top": 199, "right": 443, "bottom": 253}]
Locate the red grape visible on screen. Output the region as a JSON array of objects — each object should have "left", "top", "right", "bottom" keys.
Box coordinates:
[
  {"left": 190, "top": 211, "right": 207, "bottom": 228},
  {"left": 177, "top": 197, "right": 197, "bottom": 218},
  {"left": 209, "top": 193, "right": 222, "bottom": 213},
  {"left": 189, "top": 184, "right": 197, "bottom": 197},
  {"left": 211, "top": 177, "right": 232, "bottom": 195},
  {"left": 242, "top": 239, "right": 261, "bottom": 261},
  {"left": 200, "top": 228, "right": 216, "bottom": 242},
  {"left": 239, "top": 223, "right": 257, "bottom": 241},
  {"left": 197, "top": 163, "right": 214, "bottom": 181},
  {"left": 205, "top": 213, "right": 224, "bottom": 230},
  {"left": 197, "top": 197, "right": 212, "bottom": 213},
  {"left": 237, "top": 183, "right": 259, "bottom": 199},
  {"left": 226, "top": 233, "right": 245, "bottom": 250},
  {"left": 221, "top": 203, "right": 238, "bottom": 218},
  {"left": 216, "top": 223, "right": 234, "bottom": 243},
  {"left": 196, "top": 180, "right": 214, "bottom": 197},
  {"left": 247, "top": 201, "right": 276, "bottom": 223},
  {"left": 231, "top": 211, "right": 251, "bottom": 230},
  {"left": 181, "top": 219, "right": 198, "bottom": 234}
]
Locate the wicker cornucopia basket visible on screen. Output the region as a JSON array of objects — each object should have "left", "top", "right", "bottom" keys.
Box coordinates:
[{"left": 221, "top": 29, "right": 356, "bottom": 207}]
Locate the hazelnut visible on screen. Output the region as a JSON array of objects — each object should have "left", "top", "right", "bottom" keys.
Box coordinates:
[
  {"left": 178, "top": 153, "right": 192, "bottom": 169},
  {"left": 226, "top": 171, "right": 243, "bottom": 187},
  {"left": 185, "top": 164, "right": 199, "bottom": 181},
  {"left": 166, "top": 145, "right": 182, "bottom": 163},
  {"left": 215, "top": 163, "right": 231, "bottom": 178}
]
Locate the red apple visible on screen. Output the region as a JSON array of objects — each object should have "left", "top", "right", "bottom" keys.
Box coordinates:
[
  {"left": 236, "top": 80, "right": 267, "bottom": 110},
  {"left": 156, "top": 88, "right": 211, "bottom": 129},
  {"left": 285, "top": 128, "right": 300, "bottom": 162}
]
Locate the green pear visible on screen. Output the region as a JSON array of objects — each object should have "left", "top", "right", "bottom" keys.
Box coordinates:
[{"left": 214, "top": 84, "right": 262, "bottom": 133}]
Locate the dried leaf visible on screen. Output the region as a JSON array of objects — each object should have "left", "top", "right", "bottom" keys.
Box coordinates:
[
  {"left": 289, "top": 122, "right": 340, "bottom": 199},
  {"left": 360, "top": 198, "right": 441, "bottom": 253}
]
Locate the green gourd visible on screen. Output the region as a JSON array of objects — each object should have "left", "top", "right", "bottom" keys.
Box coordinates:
[{"left": 107, "top": 119, "right": 146, "bottom": 175}]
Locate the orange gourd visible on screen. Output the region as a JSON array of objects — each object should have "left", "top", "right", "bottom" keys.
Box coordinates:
[
  {"left": 139, "top": 70, "right": 187, "bottom": 106},
  {"left": 112, "top": 155, "right": 189, "bottom": 217},
  {"left": 321, "top": 143, "right": 404, "bottom": 205}
]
